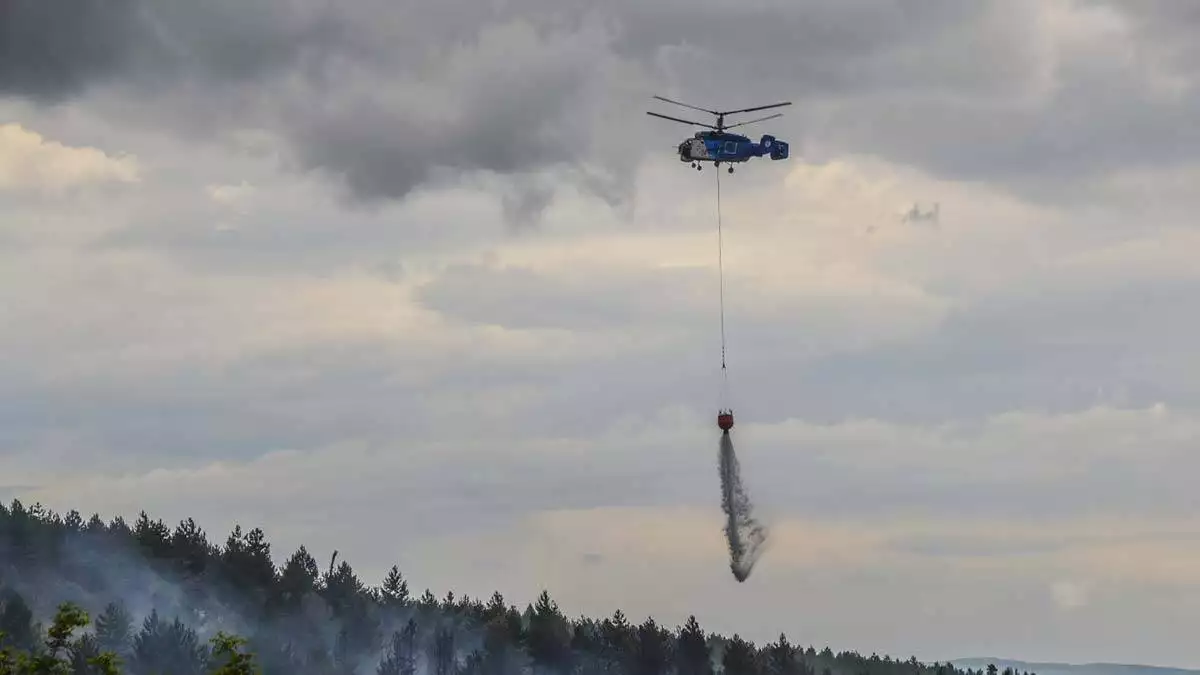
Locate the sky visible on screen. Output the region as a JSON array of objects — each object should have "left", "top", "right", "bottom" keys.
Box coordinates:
[{"left": 3, "top": 0, "right": 1200, "bottom": 667}]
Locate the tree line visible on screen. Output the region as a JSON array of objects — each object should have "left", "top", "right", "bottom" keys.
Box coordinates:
[{"left": 0, "top": 499, "right": 1032, "bottom": 675}]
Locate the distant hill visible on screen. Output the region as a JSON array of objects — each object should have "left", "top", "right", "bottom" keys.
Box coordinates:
[{"left": 951, "top": 658, "right": 1200, "bottom": 675}]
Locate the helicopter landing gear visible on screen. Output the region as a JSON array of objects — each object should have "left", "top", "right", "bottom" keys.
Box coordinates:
[{"left": 728, "top": 166, "right": 734, "bottom": 174}]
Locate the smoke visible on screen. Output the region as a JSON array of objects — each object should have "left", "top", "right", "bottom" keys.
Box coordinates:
[
  {"left": 0, "top": 507, "right": 490, "bottom": 674},
  {"left": 717, "top": 431, "right": 768, "bottom": 582}
]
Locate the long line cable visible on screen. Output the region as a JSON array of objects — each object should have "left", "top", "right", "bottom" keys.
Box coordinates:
[{"left": 716, "top": 166, "right": 728, "bottom": 389}]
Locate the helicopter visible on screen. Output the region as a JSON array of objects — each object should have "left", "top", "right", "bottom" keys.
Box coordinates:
[
  {"left": 900, "top": 202, "right": 939, "bottom": 224},
  {"left": 646, "top": 95, "right": 792, "bottom": 173}
]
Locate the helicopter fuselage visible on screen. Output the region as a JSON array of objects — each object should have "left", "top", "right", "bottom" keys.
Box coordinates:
[{"left": 677, "top": 131, "right": 789, "bottom": 165}]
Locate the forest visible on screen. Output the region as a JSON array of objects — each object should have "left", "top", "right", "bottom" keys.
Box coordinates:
[{"left": 0, "top": 499, "right": 1031, "bottom": 675}]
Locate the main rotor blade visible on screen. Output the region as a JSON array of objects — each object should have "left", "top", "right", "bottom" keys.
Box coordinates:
[
  {"left": 652, "top": 95, "right": 720, "bottom": 116},
  {"left": 646, "top": 111, "right": 718, "bottom": 129},
  {"left": 719, "top": 101, "right": 793, "bottom": 116},
  {"left": 723, "top": 113, "right": 783, "bottom": 129}
]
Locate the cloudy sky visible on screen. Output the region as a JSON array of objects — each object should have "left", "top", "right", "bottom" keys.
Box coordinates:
[{"left": 4, "top": 0, "right": 1200, "bottom": 667}]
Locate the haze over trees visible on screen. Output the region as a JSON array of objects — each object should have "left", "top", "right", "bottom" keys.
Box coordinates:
[{"left": 0, "top": 499, "right": 1031, "bottom": 675}]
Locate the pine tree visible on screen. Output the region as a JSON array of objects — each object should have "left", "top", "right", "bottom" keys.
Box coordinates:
[
  {"left": 379, "top": 566, "right": 410, "bottom": 609},
  {"left": 633, "top": 617, "right": 671, "bottom": 675},
  {"left": 275, "top": 545, "right": 321, "bottom": 612},
  {"left": 526, "top": 590, "right": 570, "bottom": 673},
  {"left": 63, "top": 510, "right": 83, "bottom": 532},
  {"left": 600, "top": 610, "right": 633, "bottom": 675},
  {"left": 130, "top": 610, "right": 208, "bottom": 675},
  {"left": 431, "top": 625, "right": 457, "bottom": 675},
  {"left": 480, "top": 615, "right": 522, "bottom": 675},
  {"left": 172, "top": 517, "right": 214, "bottom": 580},
  {"left": 69, "top": 632, "right": 102, "bottom": 673},
  {"left": 765, "top": 634, "right": 807, "bottom": 675},
  {"left": 0, "top": 588, "right": 36, "bottom": 652},
  {"left": 93, "top": 602, "right": 133, "bottom": 660},
  {"left": 85, "top": 513, "right": 106, "bottom": 533},
  {"left": 133, "top": 511, "right": 172, "bottom": 559},
  {"left": 675, "top": 616, "right": 712, "bottom": 675},
  {"left": 723, "top": 634, "right": 759, "bottom": 675},
  {"left": 376, "top": 619, "right": 418, "bottom": 675}
]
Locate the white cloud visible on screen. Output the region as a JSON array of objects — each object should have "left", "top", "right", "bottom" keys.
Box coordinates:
[
  {"left": 0, "top": 122, "right": 139, "bottom": 192},
  {"left": 205, "top": 180, "right": 256, "bottom": 226}
]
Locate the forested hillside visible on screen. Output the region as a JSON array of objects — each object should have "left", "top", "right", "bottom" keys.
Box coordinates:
[{"left": 0, "top": 499, "right": 1031, "bottom": 675}]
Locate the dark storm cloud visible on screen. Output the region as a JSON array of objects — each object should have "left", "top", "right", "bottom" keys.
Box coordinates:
[
  {"left": 11, "top": 0, "right": 1200, "bottom": 210},
  {"left": 0, "top": 0, "right": 1016, "bottom": 105},
  {"left": 1, "top": 0, "right": 624, "bottom": 206},
  {"left": 16, "top": 0, "right": 1183, "bottom": 209},
  {"left": 610, "top": 0, "right": 1008, "bottom": 93},
  {"left": 813, "top": 3, "right": 1200, "bottom": 198},
  {"left": 0, "top": 0, "right": 139, "bottom": 99},
  {"left": 622, "top": 0, "right": 1200, "bottom": 202},
  {"left": 0, "top": 0, "right": 345, "bottom": 101},
  {"left": 281, "top": 18, "right": 617, "bottom": 206}
]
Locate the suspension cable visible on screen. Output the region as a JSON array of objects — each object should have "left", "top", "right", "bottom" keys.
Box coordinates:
[{"left": 716, "top": 167, "right": 728, "bottom": 380}]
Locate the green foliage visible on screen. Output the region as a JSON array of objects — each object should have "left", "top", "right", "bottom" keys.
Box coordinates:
[
  {"left": 0, "top": 605, "right": 266, "bottom": 675},
  {"left": 0, "top": 602, "right": 121, "bottom": 675},
  {"left": 208, "top": 633, "right": 261, "bottom": 675},
  {"left": 0, "top": 499, "right": 1031, "bottom": 675}
]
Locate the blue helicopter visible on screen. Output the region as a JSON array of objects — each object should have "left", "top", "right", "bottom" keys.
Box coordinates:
[{"left": 646, "top": 95, "right": 792, "bottom": 173}]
